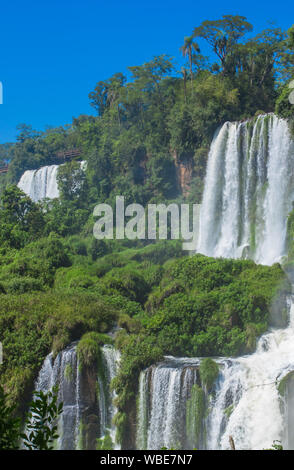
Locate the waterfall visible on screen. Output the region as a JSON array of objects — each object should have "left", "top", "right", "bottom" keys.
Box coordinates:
[
  {"left": 136, "top": 358, "right": 199, "bottom": 450},
  {"left": 98, "top": 344, "right": 121, "bottom": 448},
  {"left": 35, "top": 342, "right": 120, "bottom": 450},
  {"left": 206, "top": 297, "right": 294, "bottom": 450},
  {"left": 137, "top": 298, "right": 294, "bottom": 450},
  {"left": 18, "top": 165, "right": 60, "bottom": 202},
  {"left": 198, "top": 114, "right": 294, "bottom": 265},
  {"left": 35, "top": 343, "right": 80, "bottom": 450}
]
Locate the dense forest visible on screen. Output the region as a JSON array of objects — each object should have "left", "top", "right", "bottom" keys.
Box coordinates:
[{"left": 0, "top": 16, "right": 294, "bottom": 449}]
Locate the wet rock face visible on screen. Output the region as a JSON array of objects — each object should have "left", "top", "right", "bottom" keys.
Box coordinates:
[
  {"left": 35, "top": 343, "right": 120, "bottom": 450},
  {"left": 286, "top": 373, "right": 294, "bottom": 449},
  {"left": 79, "top": 366, "right": 101, "bottom": 450},
  {"left": 279, "top": 371, "right": 294, "bottom": 449},
  {"left": 269, "top": 287, "right": 291, "bottom": 329},
  {"left": 172, "top": 150, "right": 193, "bottom": 197}
]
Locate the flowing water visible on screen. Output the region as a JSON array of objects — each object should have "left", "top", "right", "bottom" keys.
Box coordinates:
[
  {"left": 136, "top": 114, "right": 294, "bottom": 450},
  {"left": 34, "top": 114, "right": 294, "bottom": 450},
  {"left": 198, "top": 114, "right": 294, "bottom": 265},
  {"left": 35, "top": 343, "right": 120, "bottom": 449},
  {"left": 17, "top": 161, "right": 87, "bottom": 202},
  {"left": 136, "top": 358, "right": 199, "bottom": 450},
  {"left": 136, "top": 298, "right": 294, "bottom": 449},
  {"left": 100, "top": 344, "right": 120, "bottom": 448},
  {"left": 206, "top": 297, "right": 294, "bottom": 450},
  {"left": 18, "top": 164, "right": 60, "bottom": 202}
]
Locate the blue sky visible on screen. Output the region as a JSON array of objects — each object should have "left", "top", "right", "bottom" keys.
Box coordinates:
[{"left": 0, "top": 0, "right": 292, "bottom": 143}]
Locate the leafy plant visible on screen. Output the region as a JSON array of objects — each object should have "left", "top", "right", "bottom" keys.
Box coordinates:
[
  {"left": 22, "top": 386, "right": 63, "bottom": 450},
  {"left": 0, "top": 385, "right": 21, "bottom": 450}
]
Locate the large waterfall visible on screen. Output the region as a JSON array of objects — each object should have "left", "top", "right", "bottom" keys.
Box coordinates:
[
  {"left": 198, "top": 114, "right": 294, "bottom": 265},
  {"left": 36, "top": 343, "right": 120, "bottom": 450},
  {"left": 136, "top": 114, "right": 294, "bottom": 450},
  {"left": 137, "top": 298, "right": 294, "bottom": 450},
  {"left": 32, "top": 115, "right": 294, "bottom": 450},
  {"left": 18, "top": 165, "right": 60, "bottom": 202}
]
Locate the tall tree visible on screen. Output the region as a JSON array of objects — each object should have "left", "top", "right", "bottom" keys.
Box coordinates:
[
  {"left": 193, "top": 15, "right": 253, "bottom": 75},
  {"left": 180, "top": 36, "right": 200, "bottom": 88},
  {"left": 89, "top": 73, "right": 126, "bottom": 116}
]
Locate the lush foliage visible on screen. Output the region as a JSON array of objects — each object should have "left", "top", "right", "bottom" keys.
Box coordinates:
[
  {"left": 0, "top": 15, "right": 293, "bottom": 449},
  {"left": 0, "top": 385, "right": 63, "bottom": 450},
  {"left": 1, "top": 18, "right": 293, "bottom": 209},
  {"left": 22, "top": 387, "right": 63, "bottom": 450}
]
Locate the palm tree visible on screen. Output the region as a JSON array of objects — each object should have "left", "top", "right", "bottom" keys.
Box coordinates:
[
  {"left": 180, "top": 36, "right": 200, "bottom": 90},
  {"left": 181, "top": 67, "right": 187, "bottom": 103}
]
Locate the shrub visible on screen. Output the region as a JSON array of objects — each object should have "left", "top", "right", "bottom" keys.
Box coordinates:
[{"left": 199, "top": 358, "right": 219, "bottom": 392}]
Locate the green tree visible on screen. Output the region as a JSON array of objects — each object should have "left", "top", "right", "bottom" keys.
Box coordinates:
[
  {"left": 89, "top": 73, "right": 126, "bottom": 117},
  {"left": 57, "top": 160, "right": 88, "bottom": 204},
  {"left": 0, "top": 186, "right": 45, "bottom": 247},
  {"left": 193, "top": 15, "right": 253, "bottom": 75},
  {"left": 180, "top": 36, "right": 200, "bottom": 89}
]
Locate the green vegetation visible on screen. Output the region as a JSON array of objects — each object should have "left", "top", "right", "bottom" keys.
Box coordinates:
[
  {"left": 0, "top": 385, "right": 21, "bottom": 450},
  {"left": 199, "top": 359, "right": 219, "bottom": 392},
  {"left": 0, "top": 15, "right": 293, "bottom": 449},
  {"left": 186, "top": 384, "right": 205, "bottom": 449},
  {"left": 96, "top": 433, "right": 114, "bottom": 450},
  {"left": 77, "top": 332, "right": 113, "bottom": 369},
  {"left": 0, "top": 385, "right": 63, "bottom": 450}
]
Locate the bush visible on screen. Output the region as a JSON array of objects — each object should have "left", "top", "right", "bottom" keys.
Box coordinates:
[
  {"left": 77, "top": 332, "right": 113, "bottom": 368},
  {"left": 5, "top": 277, "right": 44, "bottom": 294},
  {"left": 89, "top": 239, "right": 108, "bottom": 261},
  {"left": 199, "top": 358, "right": 219, "bottom": 392}
]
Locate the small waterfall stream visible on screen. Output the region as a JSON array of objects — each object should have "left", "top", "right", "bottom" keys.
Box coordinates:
[
  {"left": 35, "top": 342, "right": 120, "bottom": 450},
  {"left": 98, "top": 344, "right": 120, "bottom": 447},
  {"left": 18, "top": 165, "right": 60, "bottom": 202},
  {"left": 136, "top": 358, "right": 199, "bottom": 450},
  {"left": 17, "top": 161, "right": 86, "bottom": 202}
]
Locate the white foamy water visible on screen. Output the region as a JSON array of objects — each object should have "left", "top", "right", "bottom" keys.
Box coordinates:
[
  {"left": 137, "top": 299, "right": 294, "bottom": 450},
  {"left": 207, "top": 298, "right": 294, "bottom": 450},
  {"left": 198, "top": 114, "right": 294, "bottom": 265},
  {"left": 35, "top": 343, "right": 120, "bottom": 450},
  {"left": 18, "top": 164, "right": 60, "bottom": 202}
]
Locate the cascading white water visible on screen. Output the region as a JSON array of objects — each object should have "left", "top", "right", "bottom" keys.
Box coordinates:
[
  {"left": 99, "top": 344, "right": 120, "bottom": 448},
  {"left": 136, "top": 358, "right": 198, "bottom": 450},
  {"left": 17, "top": 161, "right": 87, "bottom": 202},
  {"left": 18, "top": 165, "right": 60, "bottom": 202},
  {"left": 198, "top": 114, "right": 294, "bottom": 265},
  {"left": 35, "top": 343, "right": 80, "bottom": 450},
  {"left": 135, "top": 114, "right": 294, "bottom": 450},
  {"left": 137, "top": 299, "right": 294, "bottom": 450},
  {"left": 206, "top": 297, "right": 294, "bottom": 450},
  {"left": 35, "top": 342, "right": 120, "bottom": 450}
]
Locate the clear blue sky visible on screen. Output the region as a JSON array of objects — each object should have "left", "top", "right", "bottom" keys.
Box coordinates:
[{"left": 0, "top": 0, "right": 292, "bottom": 143}]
